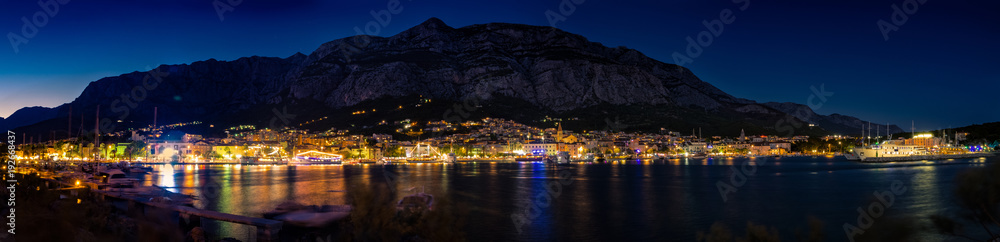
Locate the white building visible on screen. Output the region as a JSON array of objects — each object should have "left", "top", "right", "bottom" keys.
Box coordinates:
[{"left": 522, "top": 142, "right": 558, "bottom": 155}]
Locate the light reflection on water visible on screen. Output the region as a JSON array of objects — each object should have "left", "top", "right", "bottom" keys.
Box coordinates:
[{"left": 133, "top": 156, "right": 996, "bottom": 241}]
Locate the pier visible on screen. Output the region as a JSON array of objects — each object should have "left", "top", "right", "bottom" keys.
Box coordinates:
[{"left": 44, "top": 178, "right": 283, "bottom": 242}]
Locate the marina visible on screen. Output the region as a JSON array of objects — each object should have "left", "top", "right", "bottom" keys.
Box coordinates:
[
  {"left": 12, "top": 155, "right": 998, "bottom": 241},
  {"left": 2, "top": 2, "right": 997, "bottom": 241}
]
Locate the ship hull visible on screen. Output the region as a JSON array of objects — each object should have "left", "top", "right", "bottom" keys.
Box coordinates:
[{"left": 853, "top": 152, "right": 993, "bottom": 163}]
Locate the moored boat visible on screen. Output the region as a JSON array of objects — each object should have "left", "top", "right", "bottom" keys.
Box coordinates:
[
  {"left": 555, "top": 151, "right": 571, "bottom": 165},
  {"left": 128, "top": 166, "right": 153, "bottom": 174},
  {"left": 514, "top": 155, "right": 546, "bottom": 162},
  {"left": 573, "top": 153, "right": 596, "bottom": 163},
  {"left": 440, "top": 153, "right": 457, "bottom": 164},
  {"left": 397, "top": 187, "right": 434, "bottom": 214},
  {"left": 95, "top": 169, "right": 139, "bottom": 188},
  {"left": 406, "top": 156, "right": 440, "bottom": 163},
  {"left": 846, "top": 142, "right": 994, "bottom": 162}
]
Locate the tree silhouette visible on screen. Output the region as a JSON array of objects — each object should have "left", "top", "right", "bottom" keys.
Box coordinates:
[{"left": 930, "top": 162, "right": 1000, "bottom": 241}]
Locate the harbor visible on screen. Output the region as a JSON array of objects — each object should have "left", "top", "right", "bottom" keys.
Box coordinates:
[
  {"left": 2, "top": 3, "right": 998, "bottom": 240},
  {"left": 8, "top": 154, "right": 998, "bottom": 241}
]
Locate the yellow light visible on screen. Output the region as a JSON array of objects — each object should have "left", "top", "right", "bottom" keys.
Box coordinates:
[
  {"left": 77, "top": 199, "right": 81, "bottom": 204},
  {"left": 75, "top": 180, "right": 80, "bottom": 186}
]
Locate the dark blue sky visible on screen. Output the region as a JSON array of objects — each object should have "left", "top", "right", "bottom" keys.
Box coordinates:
[{"left": 1, "top": 0, "right": 997, "bottom": 131}]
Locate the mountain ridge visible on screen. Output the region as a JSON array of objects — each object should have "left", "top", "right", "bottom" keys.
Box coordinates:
[{"left": 5, "top": 18, "right": 900, "bottom": 139}]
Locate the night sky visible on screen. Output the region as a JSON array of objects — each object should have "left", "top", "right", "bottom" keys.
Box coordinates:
[{"left": 1, "top": 0, "right": 997, "bottom": 131}]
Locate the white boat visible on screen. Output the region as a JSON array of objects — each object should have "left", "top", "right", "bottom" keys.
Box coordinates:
[
  {"left": 291, "top": 150, "right": 344, "bottom": 165},
  {"left": 95, "top": 169, "right": 139, "bottom": 188},
  {"left": 555, "top": 151, "right": 571, "bottom": 164},
  {"left": 440, "top": 153, "right": 457, "bottom": 164},
  {"left": 514, "top": 155, "right": 546, "bottom": 162},
  {"left": 406, "top": 156, "right": 440, "bottom": 163},
  {"left": 844, "top": 152, "right": 860, "bottom": 161},
  {"left": 847, "top": 142, "right": 992, "bottom": 162},
  {"left": 128, "top": 166, "right": 153, "bottom": 173},
  {"left": 847, "top": 143, "right": 926, "bottom": 162},
  {"left": 56, "top": 170, "right": 93, "bottom": 182}
]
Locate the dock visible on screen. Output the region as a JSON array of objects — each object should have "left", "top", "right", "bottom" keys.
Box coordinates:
[{"left": 44, "top": 178, "right": 283, "bottom": 242}]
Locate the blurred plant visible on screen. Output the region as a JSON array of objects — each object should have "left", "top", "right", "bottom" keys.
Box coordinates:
[
  {"left": 697, "top": 217, "right": 823, "bottom": 242},
  {"left": 338, "top": 184, "right": 467, "bottom": 241},
  {"left": 15, "top": 173, "right": 185, "bottom": 242},
  {"left": 929, "top": 162, "right": 1000, "bottom": 241},
  {"left": 696, "top": 221, "right": 782, "bottom": 242},
  {"left": 795, "top": 216, "right": 825, "bottom": 242}
]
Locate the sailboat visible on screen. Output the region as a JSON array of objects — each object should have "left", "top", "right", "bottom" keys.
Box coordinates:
[
  {"left": 845, "top": 121, "right": 992, "bottom": 162},
  {"left": 406, "top": 143, "right": 439, "bottom": 163}
]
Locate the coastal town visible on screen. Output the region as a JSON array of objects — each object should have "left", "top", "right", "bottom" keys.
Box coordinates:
[{"left": 7, "top": 117, "right": 994, "bottom": 164}]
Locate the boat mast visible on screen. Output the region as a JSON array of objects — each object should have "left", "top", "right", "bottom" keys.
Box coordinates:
[
  {"left": 95, "top": 105, "right": 100, "bottom": 161},
  {"left": 68, "top": 107, "right": 72, "bottom": 140}
]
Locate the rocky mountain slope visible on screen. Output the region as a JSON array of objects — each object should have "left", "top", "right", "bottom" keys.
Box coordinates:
[
  {"left": 762, "top": 102, "right": 904, "bottom": 135},
  {"left": 7, "top": 18, "right": 896, "bottom": 139}
]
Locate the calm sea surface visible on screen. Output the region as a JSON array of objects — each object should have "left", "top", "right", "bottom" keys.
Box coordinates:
[{"left": 136, "top": 156, "right": 997, "bottom": 241}]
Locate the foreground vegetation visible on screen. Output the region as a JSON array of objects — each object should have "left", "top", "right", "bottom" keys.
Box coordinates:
[{"left": 697, "top": 161, "right": 1000, "bottom": 242}]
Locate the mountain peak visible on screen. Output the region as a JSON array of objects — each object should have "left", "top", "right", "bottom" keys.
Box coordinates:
[
  {"left": 418, "top": 17, "right": 450, "bottom": 29},
  {"left": 399, "top": 17, "right": 453, "bottom": 36}
]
